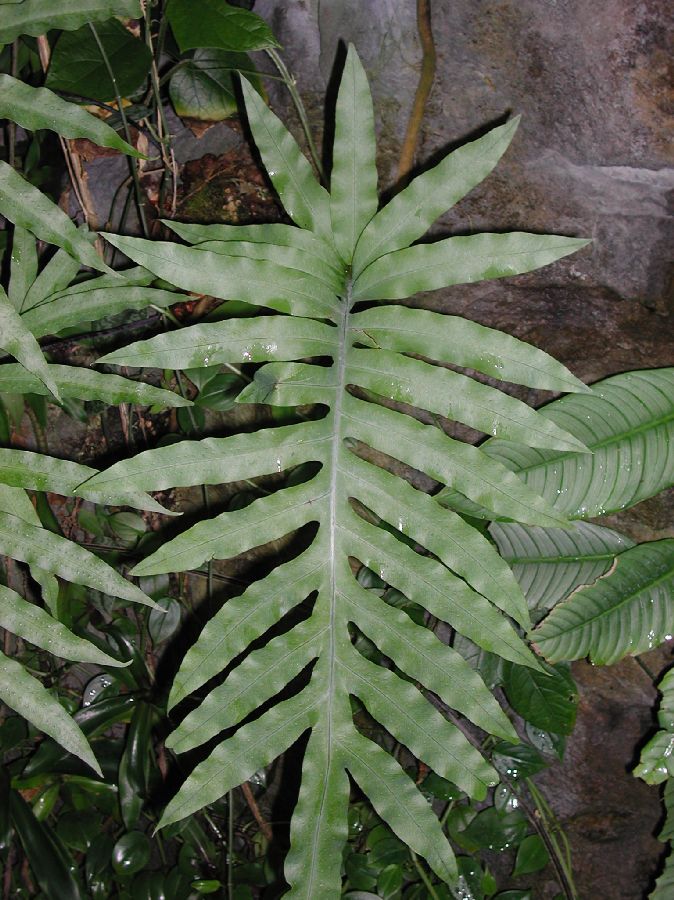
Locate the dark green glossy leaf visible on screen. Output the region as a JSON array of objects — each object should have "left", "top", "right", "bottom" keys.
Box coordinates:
[
  {"left": 170, "top": 49, "right": 262, "bottom": 121},
  {"left": 491, "top": 741, "right": 547, "bottom": 780},
  {"left": 503, "top": 662, "right": 578, "bottom": 735},
  {"left": 456, "top": 807, "right": 529, "bottom": 853},
  {"left": 112, "top": 831, "right": 151, "bottom": 878},
  {"left": 10, "top": 791, "right": 84, "bottom": 900},
  {"left": 118, "top": 703, "right": 153, "bottom": 829},
  {"left": 46, "top": 20, "right": 152, "bottom": 103},
  {"left": 167, "top": 0, "right": 279, "bottom": 53},
  {"left": 512, "top": 834, "right": 549, "bottom": 877}
]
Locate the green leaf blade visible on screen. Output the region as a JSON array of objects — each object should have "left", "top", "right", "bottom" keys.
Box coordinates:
[
  {"left": 0, "top": 162, "right": 110, "bottom": 273},
  {"left": 0, "top": 74, "right": 141, "bottom": 156},
  {"left": 240, "top": 79, "right": 331, "bottom": 236},
  {"left": 0, "top": 585, "right": 125, "bottom": 667},
  {"left": 329, "top": 45, "right": 378, "bottom": 262},
  {"left": 353, "top": 117, "right": 521, "bottom": 275},
  {"left": 0, "top": 650, "right": 100, "bottom": 775},
  {"left": 0, "top": 286, "right": 60, "bottom": 399},
  {"left": 353, "top": 232, "right": 590, "bottom": 301}
]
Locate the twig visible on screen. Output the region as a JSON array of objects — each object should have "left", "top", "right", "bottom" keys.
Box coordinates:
[
  {"left": 265, "top": 48, "right": 325, "bottom": 184},
  {"left": 241, "top": 782, "right": 273, "bottom": 841},
  {"left": 36, "top": 36, "right": 101, "bottom": 234},
  {"left": 88, "top": 22, "right": 150, "bottom": 237},
  {"left": 410, "top": 850, "right": 445, "bottom": 900},
  {"left": 25, "top": 404, "right": 48, "bottom": 454},
  {"left": 396, "top": 0, "right": 436, "bottom": 186}
]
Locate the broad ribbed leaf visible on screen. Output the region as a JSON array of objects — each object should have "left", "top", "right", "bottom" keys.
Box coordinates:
[
  {"left": 0, "top": 649, "right": 101, "bottom": 774},
  {"left": 92, "top": 49, "right": 591, "bottom": 895},
  {"left": 0, "top": 364, "right": 190, "bottom": 409},
  {"left": 533, "top": 540, "right": 674, "bottom": 665},
  {"left": 439, "top": 369, "right": 674, "bottom": 520},
  {"left": 0, "top": 75, "right": 141, "bottom": 157},
  {"left": 0, "top": 0, "right": 141, "bottom": 43},
  {"left": 491, "top": 521, "right": 635, "bottom": 618},
  {"left": 0, "top": 448, "right": 172, "bottom": 512},
  {"left": 352, "top": 117, "right": 520, "bottom": 276},
  {"left": 0, "top": 286, "right": 60, "bottom": 399},
  {"left": 0, "top": 162, "right": 110, "bottom": 273},
  {"left": 0, "top": 584, "right": 124, "bottom": 666},
  {"left": 0, "top": 511, "right": 156, "bottom": 607},
  {"left": 330, "top": 45, "right": 378, "bottom": 261}
]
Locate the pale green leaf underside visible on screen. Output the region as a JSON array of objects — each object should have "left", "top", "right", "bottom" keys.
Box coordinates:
[
  {"left": 93, "top": 47, "right": 592, "bottom": 895},
  {"left": 20, "top": 247, "right": 81, "bottom": 314},
  {"left": 0, "top": 648, "right": 101, "bottom": 774},
  {"left": 438, "top": 368, "right": 674, "bottom": 520},
  {"left": 0, "top": 511, "right": 156, "bottom": 607},
  {"left": 352, "top": 116, "right": 520, "bottom": 276},
  {"left": 101, "top": 233, "right": 338, "bottom": 320},
  {"left": 8, "top": 226, "right": 37, "bottom": 310},
  {"left": 491, "top": 521, "right": 635, "bottom": 617},
  {"left": 24, "top": 283, "right": 179, "bottom": 338},
  {"left": 0, "top": 485, "right": 59, "bottom": 612},
  {"left": 0, "top": 75, "right": 140, "bottom": 157},
  {"left": 349, "top": 305, "right": 588, "bottom": 394},
  {"left": 0, "top": 584, "right": 124, "bottom": 667},
  {"left": 533, "top": 539, "right": 674, "bottom": 665},
  {"left": 0, "top": 0, "right": 141, "bottom": 44},
  {"left": 240, "top": 79, "right": 331, "bottom": 238},
  {"left": 352, "top": 232, "right": 590, "bottom": 301},
  {"left": 0, "top": 363, "right": 189, "bottom": 409},
  {"left": 0, "top": 162, "right": 110, "bottom": 273},
  {"left": 0, "top": 286, "right": 60, "bottom": 399},
  {"left": 330, "top": 45, "right": 378, "bottom": 262},
  {"left": 0, "top": 448, "right": 172, "bottom": 513}
]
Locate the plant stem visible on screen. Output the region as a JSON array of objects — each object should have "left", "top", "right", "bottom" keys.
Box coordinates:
[
  {"left": 265, "top": 48, "right": 325, "bottom": 184},
  {"left": 142, "top": 0, "right": 178, "bottom": 218},
  {"left": 396, "top": 0, "right": 436, "bottom": 186},
  {"left": 88, "top": 22, "right": 150, "bottom": 237},
  {"left": 410, "top": 850, "right": 445, "bottom": 900}
]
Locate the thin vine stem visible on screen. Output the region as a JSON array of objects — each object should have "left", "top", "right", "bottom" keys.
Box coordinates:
[
  {"left": 88, "top": 21, "right": 150, "bottom": 237},
  {"left": 265, "top": 48, "right": 325, "bottom": 184}
]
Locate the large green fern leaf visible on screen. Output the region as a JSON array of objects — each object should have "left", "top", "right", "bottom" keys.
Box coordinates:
[{"left": 86, "top": 47, "right": 591, "bottom": 894}]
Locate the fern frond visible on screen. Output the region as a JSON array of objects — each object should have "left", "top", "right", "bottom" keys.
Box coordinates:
[{"left": 88, "top": 45, "right": 592, "bottom": 894}]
